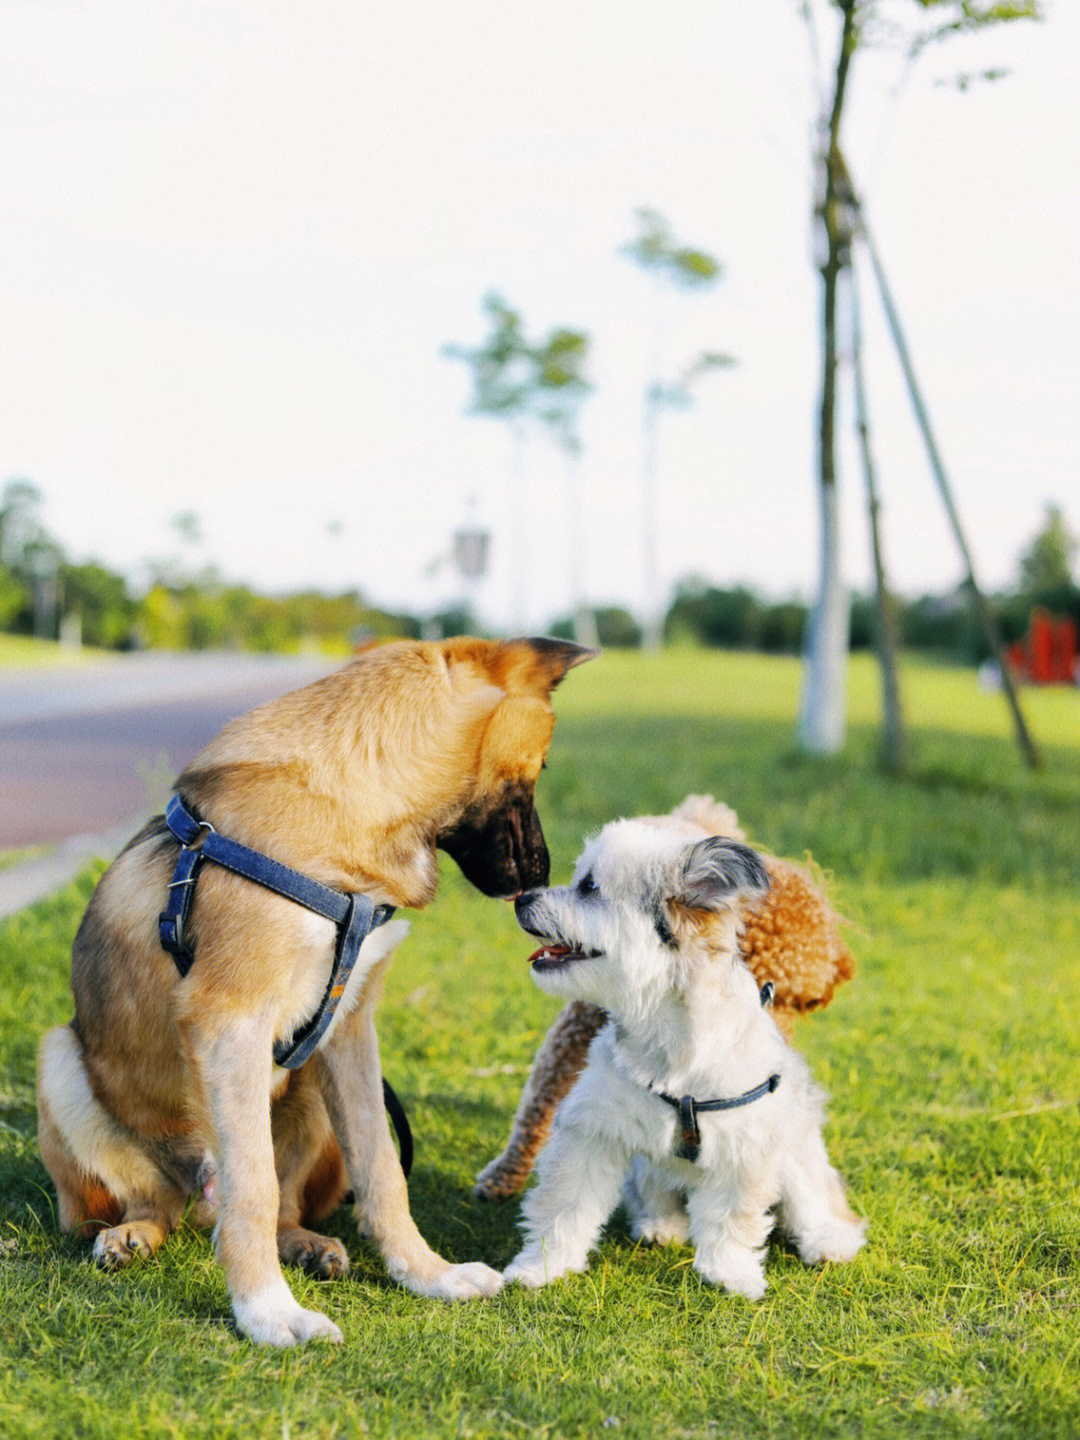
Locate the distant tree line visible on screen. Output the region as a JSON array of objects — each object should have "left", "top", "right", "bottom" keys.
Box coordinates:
[
  {"left": 547, "top": 505, "right": 1080, "bottom": 662},
  {"left": 2, "top": 479, "right": 1076, "bottom": 663},
  {"left": 615, "top": 572, "right": 1079, "bottom": 664},
  {"left": 0, "top": 480, "right": 419, "bottom": 653}
]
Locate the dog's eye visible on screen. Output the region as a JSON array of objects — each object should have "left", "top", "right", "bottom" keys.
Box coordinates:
[{"left": 576, "top": 872, "right": 598, "bottom": 897}]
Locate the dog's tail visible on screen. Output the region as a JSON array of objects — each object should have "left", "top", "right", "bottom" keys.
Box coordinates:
[{"left": 668, "top": 794, "right": 746, "bottom": 842}]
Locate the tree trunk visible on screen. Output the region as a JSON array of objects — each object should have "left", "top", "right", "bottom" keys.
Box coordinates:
[
  {"left": 798, "top": 188, "right": 848, "bottom": 753},
  {"left": 798, "top": 468, "right": 849, "bottom": 753},
  {"left": 641, "top": 386, "right": 663, "bottom": 651},
  {"left": 509, "top": 421, "right": 528, "bottom": 635},
  {"left": 858, "top": 211, "right": 1041, "bottom": 771},
  {"left": 851, "top": 261, "right": 907, "bottom": 773},
  {"left": 798, "top": 0, "right": 857, "bottom": 755},
  {"left": 564, "top": 444, "right": 599, "bottom": 649}
]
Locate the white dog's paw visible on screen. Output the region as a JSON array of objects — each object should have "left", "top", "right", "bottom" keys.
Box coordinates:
[
  {"left": 233, "top": 1282, "right": 343, "bottom": 1347},
  {"left": 503, "top": 1255, "right": 550, "bottom": 1289},
  {"left": 695, "top": 1253, "right": 768, "bottom": 1301},
  {"left": 798, "top": 1219, "right": 867, "bottom": 1267},
  {"left": 433, "top": 1261, "right": 505, "bottom": 1300},
  {"left": 406, "top": 1261, "right": 505, "bottom": 1301},
  {"left": 631, "top": 1213, "right": 691, "bottom": 1248},
  {"left": 504, "top": 1248, "right": 585, "bottom": 1289}
]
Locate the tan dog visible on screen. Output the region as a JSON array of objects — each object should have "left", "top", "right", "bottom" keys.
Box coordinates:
[
  {"left": 475, "top": 795, "right": 853, "bottom": 1201},
  {"left": 37, "top": 636, "right": 593, "bottom": 1346}
]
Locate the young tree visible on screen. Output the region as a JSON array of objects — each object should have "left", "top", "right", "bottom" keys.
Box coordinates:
[
  {"left": 445, "top": 295, "right": 536, "bottom": 630},
  {"left": 850, "top": 265, "right": 906, "bottom": 771},
  {"left": 0, "top": 478, "right": 46, "bottom": 576},
  {"left": 622, "top": 210, "right": 731, "bottom": 650},
  {"left": 797, "top": 0, "right": 1041, "bottom": 756},
  {"left": 0, "top": 478, "right": 64, "bottom": 638},
  {"left": 1019, "top": 504, "right": 1077, "bottom": 595},
  {"left": 532, "top": 326, "right": 595, "bottom": 646},
  {"left": 445, "top": 296, "right": 591, "bottom": 637}
]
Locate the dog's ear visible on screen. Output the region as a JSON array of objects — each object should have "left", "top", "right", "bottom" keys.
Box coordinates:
[
  {"left": 670, "top": 837, "right": 771, "bottom": 913},
  {"left": 440, "top": 636, "right": 598, "bottom": 695},
  {"left": 501, "top": 637, "right": 600, "bottom": 692}
]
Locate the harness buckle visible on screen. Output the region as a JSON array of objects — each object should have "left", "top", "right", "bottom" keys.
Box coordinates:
[{"left": 159, "top": 843, "right": 204, "bottom": 976}]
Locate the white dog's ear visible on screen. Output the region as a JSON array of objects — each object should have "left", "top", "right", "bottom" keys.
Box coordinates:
[{"left": 670, "top": 837, "right": 770, "bottom": 912}]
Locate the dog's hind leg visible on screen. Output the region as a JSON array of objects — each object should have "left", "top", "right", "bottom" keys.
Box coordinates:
[
  {"left": 623, "top": 1157, "right": 690, "bottom": 1247},
  {"left": 474, "top": 1001, "right": 607, "bottom": 1200},
  {"left": 36, "top": 1024, "right": 183, "bottom": 1264},
  {"left": 272, "top": 1066, "right": 350, "bottom": 1280}
]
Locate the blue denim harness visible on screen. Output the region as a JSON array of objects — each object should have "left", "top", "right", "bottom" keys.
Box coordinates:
[{"left": 158, "top": 793, "right": 398, "bottom": 1071}]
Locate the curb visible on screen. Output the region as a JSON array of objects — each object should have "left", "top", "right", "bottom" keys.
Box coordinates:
[{"left": 0, "top": 815, "right": 145, "bottom": 919}]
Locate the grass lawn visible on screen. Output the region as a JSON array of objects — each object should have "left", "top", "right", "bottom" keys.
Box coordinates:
[
  {"left": 1, "top": 649, "right": 1077, "bottom": 1439},
  {"left": 0, "top": 635, "right": 108, "bottom": 669}
]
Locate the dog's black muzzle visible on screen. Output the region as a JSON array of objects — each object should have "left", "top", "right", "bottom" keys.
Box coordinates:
[{"left": 438, "top": 785, "right": 550, "bottom": 898}]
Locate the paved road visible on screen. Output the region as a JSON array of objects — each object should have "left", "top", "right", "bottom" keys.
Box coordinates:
[{"left": 0, "top": 651, "right": 339, "bottom": 914}]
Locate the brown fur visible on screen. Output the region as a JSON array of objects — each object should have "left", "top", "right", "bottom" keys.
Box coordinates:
[
  {"left": 474, "top": 795, "right": 854, "bottom": 1201},
  {"left": 37, "top": 636, "right": 592, "bottom": 1344}
]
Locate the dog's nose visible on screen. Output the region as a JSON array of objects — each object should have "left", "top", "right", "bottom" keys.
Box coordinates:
[{"left": 514, "top": 890, "right": 538, "bottom": 919}]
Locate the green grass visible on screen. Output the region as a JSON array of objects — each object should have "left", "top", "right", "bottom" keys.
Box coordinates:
[
  {"left": 0, "top": 843, "right": 51, "bottom": 873},
  {"left": 0, "top": 634, "right": 108, "bottom": 668},
  {"left": 2, "top": 650, "right": 1078, "bottom": 1439}
]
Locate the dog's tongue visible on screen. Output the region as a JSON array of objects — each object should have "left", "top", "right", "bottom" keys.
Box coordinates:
[{"left": 528, "top": 944, "right": 573, "bottom": 966}]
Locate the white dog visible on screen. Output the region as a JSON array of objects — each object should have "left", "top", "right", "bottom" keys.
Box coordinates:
[{"left": 503, "top": 816, "right": 865, "bottom": 1299}]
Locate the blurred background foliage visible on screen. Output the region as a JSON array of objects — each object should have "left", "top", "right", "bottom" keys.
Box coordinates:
[{"left": 1, "top": 477, "right": 1077, "bottom": 662}]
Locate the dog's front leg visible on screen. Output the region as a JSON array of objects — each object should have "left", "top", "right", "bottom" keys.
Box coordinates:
[
  {"left": 686, "top": 1173, "right": 775, "bottom": 1300},
  {"left": 313, "top": 1003, "right": 503, "bottom": 1301},
  {"left": 504, "top": 1123, "right": 627, "bottom": 1288},
  {"left": 194, "top": 1014, "right": 343, "bottom": 1346}
]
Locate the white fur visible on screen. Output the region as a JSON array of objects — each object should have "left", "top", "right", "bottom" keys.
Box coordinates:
[
  {"left": 37, "top": 1025, "right": 164, "bottom": 1200},
  {"left": 232, "top": 1277, "right": 343, "bottom": 1347},
  {"left": 387, "top": 1258, "right": 505, "bottom": 1301},
  {"left": 504, "top": 820, "right": 865, "bottom": 1299}
]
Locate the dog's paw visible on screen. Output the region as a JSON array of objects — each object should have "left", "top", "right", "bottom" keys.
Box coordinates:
[
  {"left": 798, "top": 1218, "right": 867, "bottom": 1267},
  {"left": 695, "top": 1253, "right": 768, "bottom": 1300},
  {"left": 420, "top": 1261, "right": 505, "bottom": 1301},
  {"left": 92, "top": 1220, "right": 167, "bottom": 1269},
  {"left": 503, "top": 1256, "right": 551, "bottom": 1289},
  {"left": 278, "top": 1227, "right": 351, "bottom": 1281},
  {"left": 233, "top": 1282, "right": 343, "bottom": 1347},
  {"left": 504, "top": 1248, "right": 584, "bottom": 1289},
  {"left": 631, "top": 1213, "right": 691, "bottom": 1248}
]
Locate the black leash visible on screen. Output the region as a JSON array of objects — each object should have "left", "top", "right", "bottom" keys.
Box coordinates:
[
  {"left": 381, "top": 1077, "right": 414, "bottom": 1179},
  {"left": 158, "top": 794, "right": 412, "bottom": 1175}
]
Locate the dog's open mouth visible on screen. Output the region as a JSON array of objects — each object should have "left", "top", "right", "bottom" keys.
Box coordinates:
[{"left": 528, "top": 941, "right": 602, "bottom": 971}]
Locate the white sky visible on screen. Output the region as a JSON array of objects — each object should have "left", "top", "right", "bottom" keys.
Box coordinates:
[{"left": 2, "top": 0, "right": 1077, "bottom": 631}]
